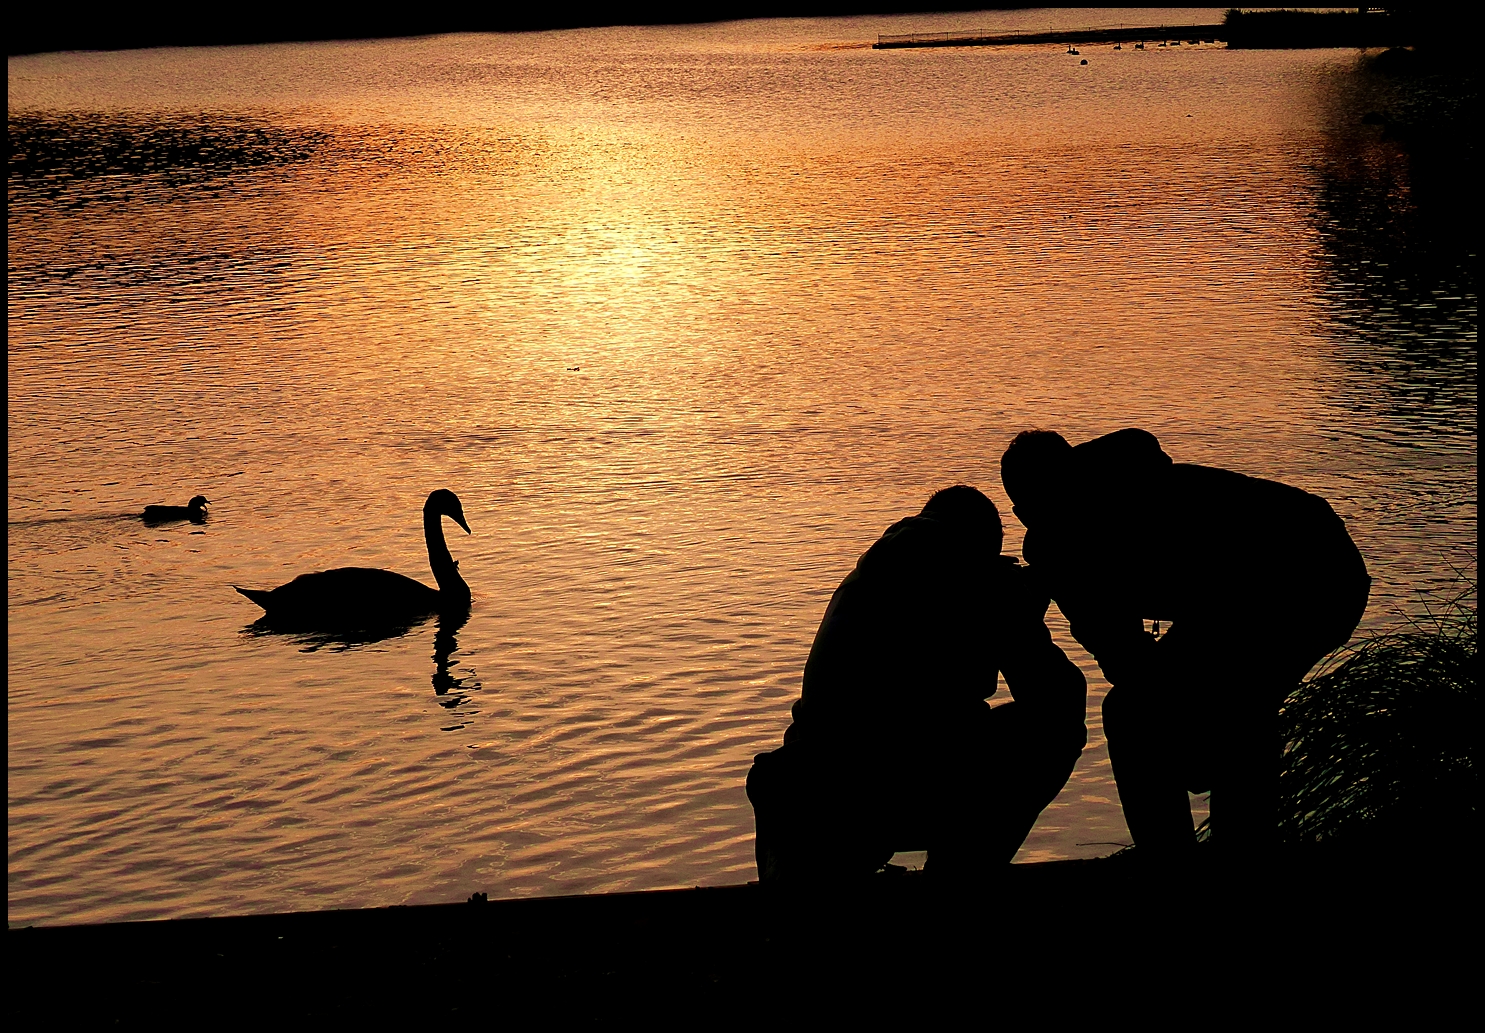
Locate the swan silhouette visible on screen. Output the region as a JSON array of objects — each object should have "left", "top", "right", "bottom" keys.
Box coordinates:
[
  {"left": 235, "top": 489, "right": 471, "bottom": 630},
  {"left": 143, "top": 495, "right": 208, "bottom": 524}
]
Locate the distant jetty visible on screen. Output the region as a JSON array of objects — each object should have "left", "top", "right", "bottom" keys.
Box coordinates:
[
  {"left": 874, "top": 24, "right": 1225, "bottom": 50},
  {"left": 874, "top": 10, "right": 1412, "bottom": 51}
]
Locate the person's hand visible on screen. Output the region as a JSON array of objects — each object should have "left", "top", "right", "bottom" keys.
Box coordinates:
[
  {"left": 1067, "top": 610, "right": 1154, "bottom": 685},
  {"left": 1094, "top": 630, "right": 1158, "bottom": 686}
]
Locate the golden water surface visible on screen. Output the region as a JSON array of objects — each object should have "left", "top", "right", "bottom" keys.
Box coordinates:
[{"left": 9, "top": 10, "right": 1476, "bottom": 924}]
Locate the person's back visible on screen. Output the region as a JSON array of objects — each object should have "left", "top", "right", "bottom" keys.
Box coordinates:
[
  {"left": 1002, "top": 428, "right": 1370, "bottom": 854},
  {"left": 1027, "top": 424, "right": 1360, "bottom": 620},
  {"left": 788, "top": 511, "right": 1026, "bottom": 746},
  {"left": 747, "top": 485, "right": 1087, "bottom": 882}
]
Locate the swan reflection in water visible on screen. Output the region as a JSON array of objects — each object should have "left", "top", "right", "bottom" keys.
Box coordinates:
[
  {"left": 241, "top": 609, "right": 482, "bottom": 717},
  {"left": 430, "top": 610, "right": 480, "bottom": 714}
]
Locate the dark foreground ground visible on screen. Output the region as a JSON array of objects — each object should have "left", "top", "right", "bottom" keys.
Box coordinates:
[{"left": 9, "top": 852, "right": 1475, "bottom": 1022}]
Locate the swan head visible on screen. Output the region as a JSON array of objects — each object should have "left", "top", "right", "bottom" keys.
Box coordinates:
[
  {"left": 188, "top": 495, "right": 209, "bottom": 511},
  {"left": 425, "top": 489, "right": 471, "bottom": 534}
]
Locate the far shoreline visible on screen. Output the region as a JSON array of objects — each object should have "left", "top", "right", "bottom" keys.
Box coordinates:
[
  {"left": 9, "top": 4, "right": 1010, "bottom": 57},
  {"left": 7, "top": 7, "right": 1454, "bottom": 58}
]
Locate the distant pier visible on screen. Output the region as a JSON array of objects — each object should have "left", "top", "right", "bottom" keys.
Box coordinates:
[{"left": 873, "top": 24, "right": 1227, "bottom": 50}]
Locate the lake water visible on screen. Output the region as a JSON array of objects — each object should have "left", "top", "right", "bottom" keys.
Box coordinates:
[{"left": 8, "top": 10, "right": 1476, "bottom": 926}]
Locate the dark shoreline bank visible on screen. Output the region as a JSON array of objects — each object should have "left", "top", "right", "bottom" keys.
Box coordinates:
[
  {"left": 8, "top": 4, "right": 1009, "bottom": 56},
  {"left": 10, "top": 853, "right": 1473, "bottom": 1018},
  {"left": 7, "top": 7, "right": 1455, "bottom": 58}
]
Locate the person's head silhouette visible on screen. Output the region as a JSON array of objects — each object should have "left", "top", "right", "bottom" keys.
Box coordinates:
[
  {"left": 920, "top": 484, "right": 1004, "bottom": 554},
  {"left": 1000, "top": 430, "right": 1072, "bottom": 527}
]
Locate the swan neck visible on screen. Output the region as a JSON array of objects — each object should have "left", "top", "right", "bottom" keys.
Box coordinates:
[{"left": 424, "top": 509, "right": 469, "bottom": 602}]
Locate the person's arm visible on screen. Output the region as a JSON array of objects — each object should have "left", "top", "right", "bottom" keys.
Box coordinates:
[
  {"left": 998, "top": 575, "right": 1088, "bottom": 741},
  {"left": 1059, "top": 592, "right": 1157, "bottom": 688},
  {"left": 1023, "top": 510, "right": 1153, "bottom": 688}
]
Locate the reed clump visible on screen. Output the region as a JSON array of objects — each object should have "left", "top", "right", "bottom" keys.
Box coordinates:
[{"left": 1275, "top": 591, "right": 1477, "bottom": 852}]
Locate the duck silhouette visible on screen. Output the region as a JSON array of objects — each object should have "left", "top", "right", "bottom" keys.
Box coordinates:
[
  {"left": 143, "top": 495, "right": 208, "bottom": 524},
  {"left": 236, "top": 489, "right": 471, "bottom": 630}
]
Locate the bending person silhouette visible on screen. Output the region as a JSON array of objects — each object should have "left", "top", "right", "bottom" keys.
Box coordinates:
[
  {"left": 746, "top": 486, "right": 1087, "bottom": 883},
  {"left": 1000, "top": 429, "right": 1370, "bottom": 857}
]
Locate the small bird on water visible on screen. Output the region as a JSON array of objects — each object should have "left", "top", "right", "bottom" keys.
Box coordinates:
[
  {"left": 142, "top": 495, "right": 209, "bottom": 524},
  {"left": 235, "top": 489, "right": 472, "bottom": 631}
]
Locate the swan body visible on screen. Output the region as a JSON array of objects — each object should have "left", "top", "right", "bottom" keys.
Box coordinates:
[
  {"left": 236, "top": 489, "right": 471, "bottom": 630},
  {"left": 143, "top": 495, "right": 208, "bottom": 523}
]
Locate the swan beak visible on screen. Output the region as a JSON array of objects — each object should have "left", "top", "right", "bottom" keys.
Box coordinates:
[{"left": 453, "top": 512, "right": 471, "bottom": 534}]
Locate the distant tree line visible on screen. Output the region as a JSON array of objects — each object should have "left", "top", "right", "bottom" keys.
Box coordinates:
[
  {"left": 11, "top": 5, "right": 1472, "bottom": 56},
  {"left": 9, "top": 3, "right": 1021, "bottom": 55},
  {"left": 1223, "top": 7, "right": 1464, "bottom": 51}
]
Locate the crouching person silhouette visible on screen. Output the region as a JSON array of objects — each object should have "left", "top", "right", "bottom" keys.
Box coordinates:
[
  {"left": 1000, "top": 429, "right": 1370, "bottom": 858},
  {"left": 746, "top": 486, "right": 1087, "bottom": 884}
]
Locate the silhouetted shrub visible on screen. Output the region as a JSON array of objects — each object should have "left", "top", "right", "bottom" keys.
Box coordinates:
[
  {"left": 1275, "top": 591, "right": 1477, "bottom": 852},
  {"left": 1222, "top": 8, "right": 1403, "bottom": 49}
]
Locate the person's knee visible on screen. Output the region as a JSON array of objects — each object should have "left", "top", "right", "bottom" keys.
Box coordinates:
[
  {"left": 745, "top": 752, "right": 771, "bottom": 808},
  {"left": 747, "top": 744, "right": 801, "bottom": 808},
  {"left": 1064, "top": 717, "right": 1089, "bottom": 756},
  {"left": 983, "top": 703, "right": 1084, "bottom": 769},
  {"left": 985, "top": 713, "right": 1086, "bottom": 808},
  {"left": 1034, "top": 719, "right": 1087, "bottom": 776},
  {"left": 1044, "top": 728, "right": 1087, "bottom": 793}
]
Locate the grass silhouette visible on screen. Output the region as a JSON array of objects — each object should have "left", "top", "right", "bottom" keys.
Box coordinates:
[{"left": 1273, "top": 584, "right": 1476, "bottom": 852}]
